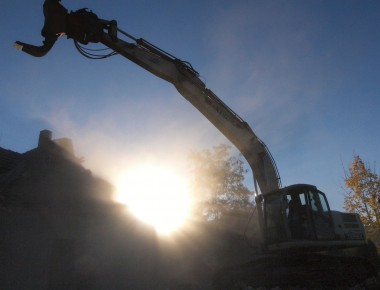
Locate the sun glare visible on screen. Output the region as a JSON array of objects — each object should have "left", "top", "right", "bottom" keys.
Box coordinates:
[{"left": 115, "top": 164, "right": 192, "bottom": 235}]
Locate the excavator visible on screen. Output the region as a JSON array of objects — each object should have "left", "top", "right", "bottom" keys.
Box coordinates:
[{"left": 15, "top": 1, "right": 377, "bottom": 288}]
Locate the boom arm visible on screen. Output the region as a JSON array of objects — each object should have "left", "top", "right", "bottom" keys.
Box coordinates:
[
  {"left": 14, "top": 0, "right": 281, "bottom": 195},
  {"left": 101, "top": 30, "right": 282, "bottom": 195}
]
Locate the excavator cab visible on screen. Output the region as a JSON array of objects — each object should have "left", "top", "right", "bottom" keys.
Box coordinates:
[{"left": 262, "top": 184, "right": 366, "bottom": 251}]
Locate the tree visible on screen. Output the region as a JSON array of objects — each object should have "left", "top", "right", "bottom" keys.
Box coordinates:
[
  {"left": 188, "top": 144, "right": 253, "bottom": 223},
  {"left": 344, "top": 155, "right": 380, "bottom": 241}
]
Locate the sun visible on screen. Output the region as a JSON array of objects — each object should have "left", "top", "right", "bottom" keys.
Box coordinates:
[{"left": 115, "top": 164, "right": 192, "bottom": 234}]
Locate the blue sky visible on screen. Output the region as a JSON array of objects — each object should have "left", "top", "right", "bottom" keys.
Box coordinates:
[{"left": 1, "top": 0, "right": 379, "bottom": 211}]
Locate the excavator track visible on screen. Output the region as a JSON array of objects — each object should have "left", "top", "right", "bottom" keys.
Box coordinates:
[{"left": 212, "top": 253, "right": 377, "bottom": 289}]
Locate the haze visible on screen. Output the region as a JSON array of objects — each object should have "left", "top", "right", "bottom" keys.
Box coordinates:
[{"left": 1, "top": 0, "right": 379, "bottom": 213}]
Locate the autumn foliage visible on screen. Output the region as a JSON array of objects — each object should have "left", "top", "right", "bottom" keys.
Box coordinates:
[
  {"left": 344, "top": 155, "right": 380, "bottom": 243},
  {"left": 188, "top": 144, "right": 253, "bottom": 222}
]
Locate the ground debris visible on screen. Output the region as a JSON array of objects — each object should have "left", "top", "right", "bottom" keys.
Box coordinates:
[{"left": 229, "top": 274, "right": 380, "bottom": 290}]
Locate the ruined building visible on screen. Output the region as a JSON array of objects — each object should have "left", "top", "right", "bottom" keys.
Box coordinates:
[{"left": 0, "top": 130, "right": 161, "bottom": 290}]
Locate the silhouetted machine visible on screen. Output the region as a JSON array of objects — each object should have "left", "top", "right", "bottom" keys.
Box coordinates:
[{"left": 15, "top": 1, "right": 376, "bottom": 288}]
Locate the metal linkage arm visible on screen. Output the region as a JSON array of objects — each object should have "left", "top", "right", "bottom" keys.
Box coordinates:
[{"left": 14, "top": 0, "right": 281, "bottom": 195}]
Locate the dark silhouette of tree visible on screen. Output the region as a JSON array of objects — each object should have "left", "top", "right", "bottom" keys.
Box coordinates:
[
  {"left": 344, "top": 155, "right": 380, "bottom": 244},
  {"left": 188, "top": 144, "right": 253, "bottom": 223}
]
